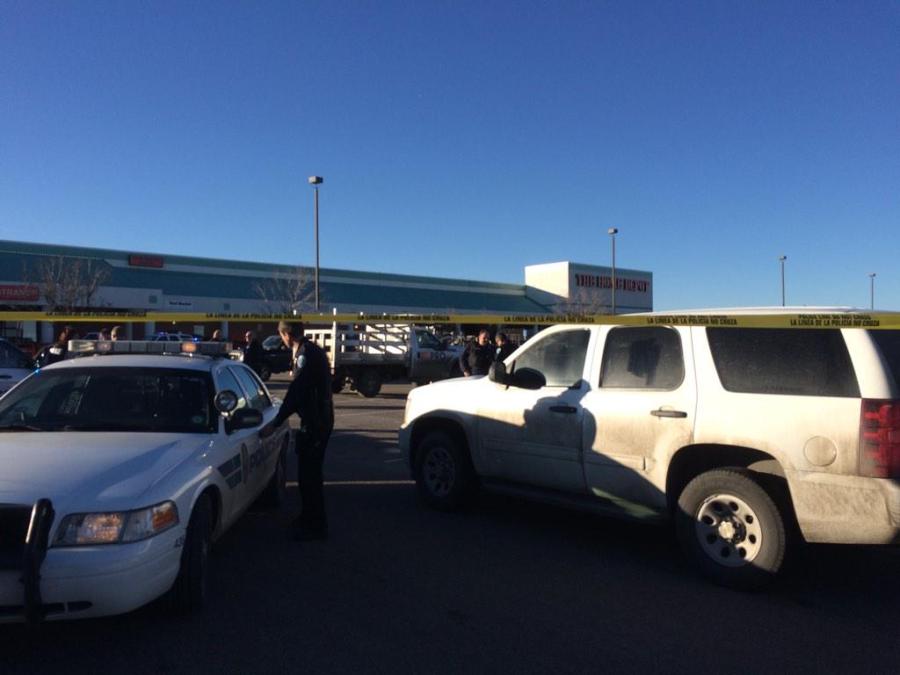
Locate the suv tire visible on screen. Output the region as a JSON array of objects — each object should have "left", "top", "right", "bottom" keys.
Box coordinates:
[
  {"left": 257, "top": 364, "right": 272, "bottom": 382},
  {"left": 676, "top": 468, "right": 786, "bottom": 590},
  {"left": 414, "top": 431, "right": 476, "bottom": 511}
]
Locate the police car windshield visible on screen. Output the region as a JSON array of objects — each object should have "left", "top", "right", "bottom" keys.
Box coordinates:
[{"left": 0, "top": 367, "right": 215, "bottom": 433}]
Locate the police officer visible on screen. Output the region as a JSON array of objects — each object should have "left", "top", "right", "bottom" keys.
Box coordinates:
[
  {"left": 242, "top": 330, "right": 265, "bottom": 375},
  {"left": 460, "top": 329, "right": 494, "bottom": 377},
  {"left": 260, "top": 321, "right": 334, "bottom": 541},
  {"left": 495, "top": 332, "right": 515, "bottom": 362}
]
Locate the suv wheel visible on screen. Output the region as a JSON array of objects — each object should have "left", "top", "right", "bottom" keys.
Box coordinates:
[
  {"left": 257, "top": 364, "right": 272, "bottom": 382},
  {"left": 414, "top": 431, "right": 476, "bottom": 510},
  {"left": 676, "top": 469, "right": 786, "bottom": 590}
]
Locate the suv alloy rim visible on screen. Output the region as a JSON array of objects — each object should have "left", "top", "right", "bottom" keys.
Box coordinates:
[
  {"left": 423, "top": 446, "right": 455, "bottom": 497},
  {"left": 694, "top": 493, "right": 763, "bottom": 567}
]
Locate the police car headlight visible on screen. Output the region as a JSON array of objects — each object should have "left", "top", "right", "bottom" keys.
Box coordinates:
[{"left": 54, "top": 501, "right": 179, "bottom": 546}]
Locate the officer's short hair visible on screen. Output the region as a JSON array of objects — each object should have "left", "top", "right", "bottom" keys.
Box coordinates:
[{"left": 277, "top": 321, "right": 304, "bottom": 338}]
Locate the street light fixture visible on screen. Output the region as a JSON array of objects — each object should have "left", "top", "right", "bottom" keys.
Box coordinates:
[
  {"left": 869, "top": 273, "right": 876, "bottom": 310},
  {"left": 308, "top": 176, "right": 323, "bottom": 311},
  {"left": 608, "top": 228, "right": 618, "bottom": 315},
  {"left": 778, "top": 255, "right": 787, "bottom": 306}
]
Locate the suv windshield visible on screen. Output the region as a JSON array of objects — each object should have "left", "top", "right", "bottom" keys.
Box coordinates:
[{"left": 0, "top": 367, "right": 215, "bottom": 433}]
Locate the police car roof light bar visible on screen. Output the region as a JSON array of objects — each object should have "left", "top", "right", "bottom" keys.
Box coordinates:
[{"left": 68, "top": 340, "right": 233, "bottom": 357}]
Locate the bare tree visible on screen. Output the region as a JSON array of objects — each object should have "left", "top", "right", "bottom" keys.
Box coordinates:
[
  {"left": 31, "top": 256, "right": 111, "bottom": 311},
  {"left": 252, "top": 266, "right": 315, "bottom": 314},
  {"left": 551, "top": 286, "right": 612, "bottom": 316}
]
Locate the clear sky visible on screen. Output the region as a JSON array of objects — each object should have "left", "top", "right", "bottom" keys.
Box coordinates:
[{"left": 2, "top": 1, "right": 898, "bottom": 311}]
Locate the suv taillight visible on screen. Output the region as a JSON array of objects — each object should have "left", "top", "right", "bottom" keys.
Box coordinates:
[{"left": 859, "top": 399, "right": 900, "bottom": 479}]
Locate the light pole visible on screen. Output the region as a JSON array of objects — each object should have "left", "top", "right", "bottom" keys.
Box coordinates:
[
  {"left": 869, "top": 273, "right": 876, "bottom": 310},
  {"left": 608, "top": 228, "right": 618, "bottom": 314},
  {"left": 308, "top": 176, "right": 323, "bottom": 311},
  {"left": 778, "top": 255, "right": 787, "bottom": 306}
]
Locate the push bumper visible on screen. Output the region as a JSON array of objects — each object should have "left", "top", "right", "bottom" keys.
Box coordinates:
[{"left": 0, "top": 500, "right": 183, "bottom": 623}]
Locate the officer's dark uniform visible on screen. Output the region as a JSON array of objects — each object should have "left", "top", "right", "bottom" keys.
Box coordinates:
[
  {"left": 243, "top": 338, "right": 265, "bottom": 375},
  {"left": 460, "top": 340, "right": 495, "bottom": 376},
  {"left": 271, "top": 337, "right": 334, "bottom": 537},
  {"left": 495, "top": 342, "right": 515, "bottom": 363}
]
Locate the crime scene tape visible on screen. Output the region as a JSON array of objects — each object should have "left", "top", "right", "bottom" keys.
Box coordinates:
[{"left": 1, "top": 310, "right": 899, "bottom": 329}]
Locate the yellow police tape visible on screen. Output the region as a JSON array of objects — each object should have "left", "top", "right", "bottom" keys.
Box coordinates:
[{"left": 1, "top": 310, "right": 899, "bottom": 329}]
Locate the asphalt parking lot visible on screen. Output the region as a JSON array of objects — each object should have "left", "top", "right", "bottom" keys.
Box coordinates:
[{"left": 3, "top": 377, "right": 900, "bottom": 674}]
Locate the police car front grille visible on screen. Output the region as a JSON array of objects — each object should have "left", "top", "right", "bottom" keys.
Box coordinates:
[{"left": 0, "top": 505, "right": 31, "bottom": 570}]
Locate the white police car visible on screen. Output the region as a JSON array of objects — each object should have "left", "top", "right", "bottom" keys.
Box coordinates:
[{"left": 0, "top": 340, "right": 290, "bottom": 622}]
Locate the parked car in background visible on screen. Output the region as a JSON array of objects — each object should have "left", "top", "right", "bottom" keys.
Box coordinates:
[
  {"left": 0, "top": 338, "right": 34, "bottom": 396},
  {"left": 231, "top": 335, "right": 292, "bottom": 381},
  {"left": 5, "top": 336, "right": 39, "bottom": 358},
  {"left": 150, "top": 332, "right": 199, "bottom": 343}
]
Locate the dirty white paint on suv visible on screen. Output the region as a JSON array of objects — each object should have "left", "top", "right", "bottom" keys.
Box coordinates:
[{"left": 399, "top": 309, "right": 900, "bottom": 589}]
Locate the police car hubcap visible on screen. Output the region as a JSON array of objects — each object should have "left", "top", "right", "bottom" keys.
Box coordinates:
[
  {"left": 424, "top": 447, "right": 455, "bottom": 497},
  {"left": 695, "top": 493, "right": 762, "bottom": 567}
]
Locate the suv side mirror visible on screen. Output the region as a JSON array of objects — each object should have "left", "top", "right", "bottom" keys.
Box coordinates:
[
  {"left": 489, "top": 361, "right": 508, "bottom": 384},
  {"left": 227, "top": 408, "right": 263, "bottom": 432}
]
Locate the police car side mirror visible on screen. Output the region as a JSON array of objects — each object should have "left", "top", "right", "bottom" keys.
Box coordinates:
[
  {"left": 229, "top": 408, "right": 263, "bottom": 431},
  {"left": 215, "top": 390, "right": 239, "bottom": 414}
]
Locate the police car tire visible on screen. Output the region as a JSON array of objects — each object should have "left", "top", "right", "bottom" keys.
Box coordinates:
[
  {"left": 414, "top": 431, "right": 476, "bottom": 511},
  {"left": 169, "top": 494, "right": 212, "bottom": 614},
  {"left": 258, "top": 441, "right": 288, "bottom": 509}
]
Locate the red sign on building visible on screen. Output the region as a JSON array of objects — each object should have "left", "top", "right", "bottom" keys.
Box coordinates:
[
  {"left": 128, "top": 254, "right": 165, "bottom": 268},
  {"left": 0, "top": 285, "right": 40, "bottom": 302}
]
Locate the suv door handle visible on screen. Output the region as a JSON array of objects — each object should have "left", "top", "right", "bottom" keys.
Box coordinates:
[
  {"left": 651, "top": 409, "right": 687, "bottom": 418},
  {"left": 549, "top": 405, "right": 577, "bottom": 414}
]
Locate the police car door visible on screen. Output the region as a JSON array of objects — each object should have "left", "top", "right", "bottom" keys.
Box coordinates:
[
  {"left": 228, "top": 365, "right": 280, "bottom": 500},
  {"left": 476, "top": 327, "right": 594, "bottom": 492},
  {"left": 214, "top": 366, "right": 263, "bottom": 517}
]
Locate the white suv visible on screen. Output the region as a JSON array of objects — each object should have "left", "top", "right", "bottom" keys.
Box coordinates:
[{"left": 399, "top": 309, "right": 900, "bottom": 589}]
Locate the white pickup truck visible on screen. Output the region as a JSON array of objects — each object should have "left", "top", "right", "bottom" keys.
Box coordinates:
[{"left": 308, "top": 323, "right": 464, "bottom": 397}]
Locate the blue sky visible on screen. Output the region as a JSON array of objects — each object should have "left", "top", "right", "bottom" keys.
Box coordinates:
[{"left": 2, "top": 1, "right": 898, "bottom": 310}]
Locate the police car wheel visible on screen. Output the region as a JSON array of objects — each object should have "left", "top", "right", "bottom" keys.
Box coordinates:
[
  {"left": 414, "top": 431, "right": 476, "bottom": 511},
  {"left": 169, "top": 494, "right": 212, "bottom": 614}
]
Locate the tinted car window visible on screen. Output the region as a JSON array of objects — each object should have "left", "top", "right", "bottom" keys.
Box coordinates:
[
  {"left": 216, "top": 368, "right": 247, "bottom": 410},
  {"left": 869, "top": 330, "right": 900, "bottom": 390},
  {"left": 707, "top": 328, "right": 859, "bottom": 397},
  {"left": 231, "top": 366, "right": 270, "bottom": 411},
  {"left": 600, "top": 327, "right": 684, "bottom": 390},
  {"left": 513, "top": 329, "right": 590, "bottom": 388}
]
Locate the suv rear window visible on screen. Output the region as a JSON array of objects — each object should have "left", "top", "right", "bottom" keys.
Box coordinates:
[
  {"left": 707, "top": 328, "right": 859, "bottom": 397},
  {"left": 868, "top": 330, "right": 900, "bottom": 389}
]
